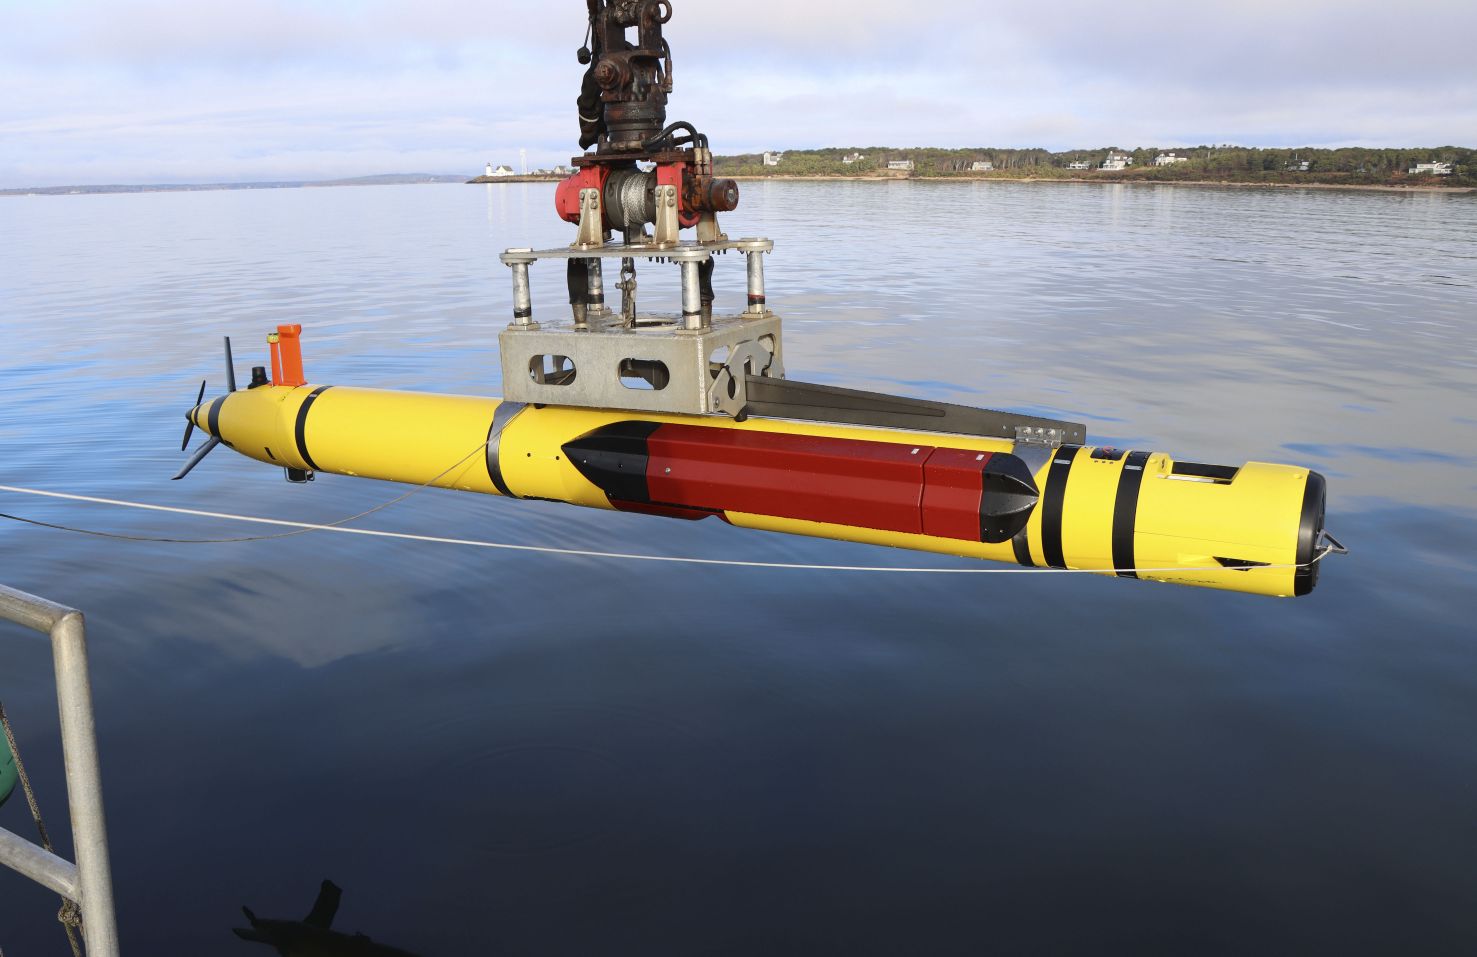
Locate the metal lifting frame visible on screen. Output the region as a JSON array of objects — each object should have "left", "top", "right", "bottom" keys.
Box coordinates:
[
  {"left": 499, "top": 238, "right": 783, "bottom": 417},
  {"left": 0, "top": 584, "right": 120, "bottom": 957}
]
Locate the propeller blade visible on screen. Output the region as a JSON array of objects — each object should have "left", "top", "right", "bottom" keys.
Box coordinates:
[
  {"left": 223, "top": 336, "right": 237, "bottom": 393},
  {"left": 172, "top": 436, "right": 221, "bottom": 481},
  {"left": 181, "top": 379, "right": 207, "bottom": 451}
]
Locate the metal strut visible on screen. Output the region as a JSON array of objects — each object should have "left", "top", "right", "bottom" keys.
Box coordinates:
[
  {"left": 0, "top": 703, "right": 84, "bottom": 957},
  {"left": 740, "top": 377, "right": 1087, "bottom": 444}
]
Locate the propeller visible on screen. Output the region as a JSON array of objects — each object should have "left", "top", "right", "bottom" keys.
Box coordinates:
[
  {"left": 180, "top": 378, "right": 207, "bottom": 451},
  {"left": 174, "top": 336, "right": 237, "bottom": 481}
]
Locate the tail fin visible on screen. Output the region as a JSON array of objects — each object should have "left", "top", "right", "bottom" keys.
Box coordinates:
[{"left": 305, "top": 879, "right": 342, "bottom": 929}]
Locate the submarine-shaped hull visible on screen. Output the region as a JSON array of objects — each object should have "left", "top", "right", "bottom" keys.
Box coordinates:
[{"left": 190, "top": 382, "right": 1327, "bottom": 598}]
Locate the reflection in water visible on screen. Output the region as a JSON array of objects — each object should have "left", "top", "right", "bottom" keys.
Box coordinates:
[{"left": 236, "top": 880, "right": 422, "bottom": 957}]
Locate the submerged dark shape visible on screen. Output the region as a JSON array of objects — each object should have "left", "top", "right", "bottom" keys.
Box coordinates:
[{"left": 234, "top": 880, "right": 422, "bottom": 957}]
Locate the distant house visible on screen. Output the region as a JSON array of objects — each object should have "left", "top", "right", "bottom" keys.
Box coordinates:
[
  {"left": 1409, "top": 161, "right": 1454, "bottom": 175},
  {"left": 887, "top": 159, "right": 915, "bottom": 172},
  {"left": 1066, "top": 161, "right": 1092, "bottom": 170},
  {"left": 1154, "top": 152, "right": 1191, "bottom": 166},
  {"left": 970, "top": 160, "right": 994, "bottom": 172},
  {"left": 1100, "top": 151, "right": 1133, "bottom": 171},
  {"left": 763, "top": 152, "right": 784, "bottom": 167},
  {"left": 842, "top": 153, "right": 866, "bottom": 165},
  {"left": 551, "top": 165, "right": 573, "bottom": 176},
  {"left": 489, "top": 165, "right": 516, "bottom": 178},
  {"left": 1286, "top": 159, "right": 1311, "bottom": 172}
]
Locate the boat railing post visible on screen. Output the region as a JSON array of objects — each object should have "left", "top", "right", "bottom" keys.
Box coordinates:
[{"left": 0, "top": 584, "right": 120, "bottom": 957}]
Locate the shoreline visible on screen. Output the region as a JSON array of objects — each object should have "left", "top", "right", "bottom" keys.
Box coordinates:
[
  {"left": 467, "top": 174, "right": 563, "bottom": 184},
  {"left": 728, "top": 174, "right": 1474, "bottom": 193},
  {"left": 10, "top": 175, "right": 1467, "bottom": 199}
]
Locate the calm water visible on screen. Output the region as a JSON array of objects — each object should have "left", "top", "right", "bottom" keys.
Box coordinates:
[{"left": 2, "top": 181, "right": 1475, "bottom": 954}]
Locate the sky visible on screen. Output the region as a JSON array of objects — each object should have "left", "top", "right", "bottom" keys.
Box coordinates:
[{"left": 2, "top": 0, "right": 1474, "bottom": 188}]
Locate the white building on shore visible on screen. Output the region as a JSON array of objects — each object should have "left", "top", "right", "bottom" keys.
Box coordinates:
[
  {"left": 763, "top": 151, "right": 784, "bottom": 167},
  {"left": 1409, "top": 161, "right": 1454, "bottom": 175},
  {"left": 970, "top": 160, "right": 994, "bottom": 172},
  {"left": 842, "top": 153, "right": 866, "bottom": 165},
  {"left": 887, "top": 159, "right": 915, "bottom": 172},
  {"left": 1100, "top": 151, "right": 1133, "bottom": 171},
  {"left": 1154, "top": 152, "right": 1191, "bottom": 166},
  {"left": 487, "top": 165, "right": 516, "bottom": 178},
  {"left": 1067, "top": 161, "right": 1092, "bottom": 170}
]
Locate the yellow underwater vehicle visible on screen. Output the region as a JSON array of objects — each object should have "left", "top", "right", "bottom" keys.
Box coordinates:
[{"left": 176, "top": 0, "right": 1341, "bottom": 598}]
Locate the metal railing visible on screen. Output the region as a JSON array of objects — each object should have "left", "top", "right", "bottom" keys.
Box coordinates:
[{"left": 0, "top": 585, "right": 119, "bottom": 957}]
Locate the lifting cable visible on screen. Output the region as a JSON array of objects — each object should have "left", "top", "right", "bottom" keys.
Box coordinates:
[{"left": 0, "top": 444, "right": 1338, "bottom": 575}]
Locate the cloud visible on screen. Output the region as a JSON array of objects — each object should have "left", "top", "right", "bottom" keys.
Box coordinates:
[{"left": 0, "top": 0, "right": 1473, "bottom": 187}]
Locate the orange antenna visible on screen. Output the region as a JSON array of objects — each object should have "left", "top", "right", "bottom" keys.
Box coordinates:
[{"left": 269, "top": 324, "right": 306, "bottom": 387}]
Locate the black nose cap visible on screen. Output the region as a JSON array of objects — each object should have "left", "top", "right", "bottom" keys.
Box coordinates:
[
  {"left": 562, "top": 421, "right": 664, "bottom": 505},
  {"left": 980, "top": 453, "right": 1041, "bottom": 544},
  {"left": 1294, "top": 470, "right": 1328, "bottom": 597}
]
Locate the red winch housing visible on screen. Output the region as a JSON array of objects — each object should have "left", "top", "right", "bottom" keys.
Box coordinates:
[
  {"left": 554, "top": 165, "right": 608, "bottom": 224},
  {"left": 555, "top": 160, "right": 724, "bottom": 232}
]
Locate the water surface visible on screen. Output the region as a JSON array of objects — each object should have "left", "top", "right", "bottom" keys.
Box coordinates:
[{"left": 2, "top": 181, "right": 1475, "bottom": 954}]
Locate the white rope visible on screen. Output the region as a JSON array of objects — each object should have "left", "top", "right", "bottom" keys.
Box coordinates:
[
  {"left": 0, "top": 483, "right": 1332, "bottom": 574},
  {"left": 0, "top": 484, "right": 1327, "bottom": 575}
]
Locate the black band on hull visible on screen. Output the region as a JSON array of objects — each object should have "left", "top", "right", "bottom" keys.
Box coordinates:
[
  {"left": 294, "top": 387, "right": 331, "bottom": 472},
  {"left": 1040, "top": 445, "right": 1081, "bottom": 569},
  {"left": 485, "top": 402, "right": 527, "bottom": 499},
  {"left": 1112, "top": 451, "right": 1151, "bottom": 578},
  {"left": 206, "top": 396, "right": 227, "bottom": 446}
]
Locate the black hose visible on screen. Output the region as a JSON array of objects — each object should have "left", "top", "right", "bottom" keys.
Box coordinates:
[{"left": 643, "top": 121, "right": 706, "bottom": 152}]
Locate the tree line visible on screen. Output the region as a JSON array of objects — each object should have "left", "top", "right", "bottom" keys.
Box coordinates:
[{"left": 715, "top": 146, "right": 1474, "bottom": 186}]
